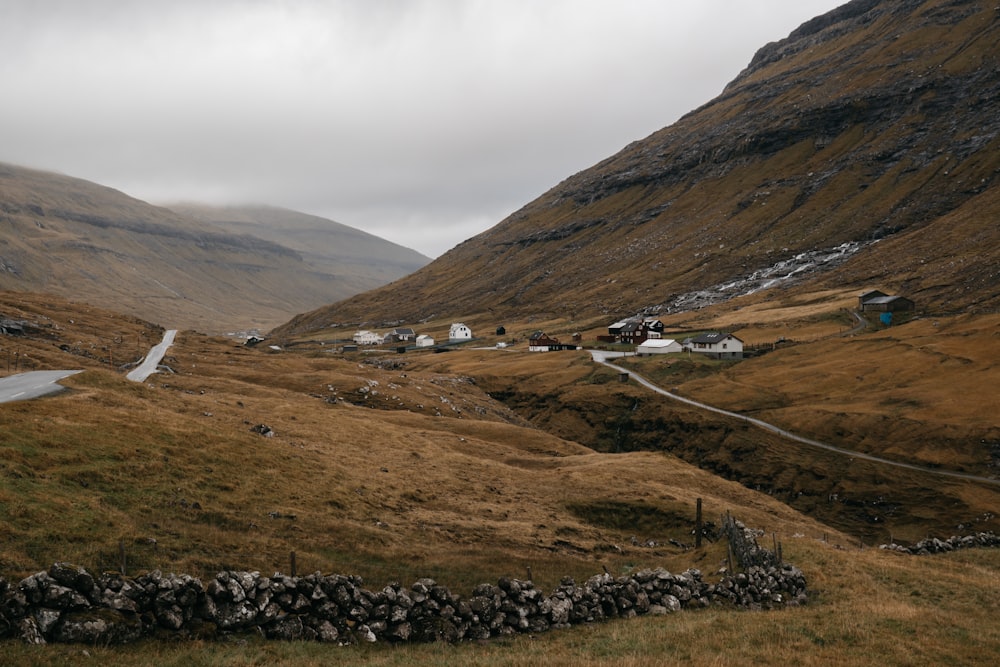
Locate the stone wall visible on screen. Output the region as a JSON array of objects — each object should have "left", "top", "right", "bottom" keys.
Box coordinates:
[
  {"left": 879, "top": 531, "right": 1000, "bottom": 555},
  {"left": 0, "top": 521, "right": 808, "bottom": 646}
]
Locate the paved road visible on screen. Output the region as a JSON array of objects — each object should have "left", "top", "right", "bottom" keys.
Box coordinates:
[
  {"left": 842, "top": 309, "right": 869, "bottom": 336},
  {"left": 0, "top": 370, "right": 83, "bottom": 404},
  {"left": 127, "top": 329, "right": 178, "bottom": 382},
  {"left": 589, "top": 350, "right": 1000, "bottom": 487}
]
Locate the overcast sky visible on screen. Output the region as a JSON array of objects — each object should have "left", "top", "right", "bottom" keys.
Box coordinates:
[{"left": 1, "top": 0, "right": 843, "bottom": 257}]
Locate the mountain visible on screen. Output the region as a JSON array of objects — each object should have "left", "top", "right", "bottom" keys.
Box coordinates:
[
  {"left": 276, "top": 0, "right": 1000, "bottom": 337},
  {"left": 166, "top": 203, "right": 429, "bottom": 297},
  {"left": 0, "top": 164, "right": 428, "bottom": 333}
]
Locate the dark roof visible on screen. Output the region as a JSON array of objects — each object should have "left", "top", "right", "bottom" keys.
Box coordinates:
[{"left": 691, "top": 332, "right": 741, "bottom": 344}]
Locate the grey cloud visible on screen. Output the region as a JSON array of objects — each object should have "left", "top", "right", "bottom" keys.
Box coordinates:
[{"left": 1, "top": 0, "right": 844, "bottom": 257}]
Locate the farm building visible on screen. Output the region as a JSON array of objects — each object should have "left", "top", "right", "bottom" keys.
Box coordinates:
[
  {"left": 528, "top": 331, "right": 577, "bottom": 352},
  {"left": 685, "top": 332, "right": 744, "bottom": 359},
  {"left": 353, "top": 330, "right": 382, "bottom": 345},
  {"left": 607, "top": 317, "right": 665, "bottom": 345},
  {"left": 858, "top": 290, "right": 888, "bottom": 308},
  {"left": 384, "top": 327, "right": 416, "bottom": 343},
  {"left": 860, "top": 295, "right": 915, "bottom": 312},
  {"left": 415, "top": 335, "right": 435, "bottom": 348},
  {"left": 636, "top": 338, "right": 683, "bottom": 355},
  {"left": 449, "top": 323, "right": 473, "bottom": 342}
]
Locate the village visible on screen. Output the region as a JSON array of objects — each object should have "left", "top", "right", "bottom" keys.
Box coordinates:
[
  {"left": 346, "top": 318, "right": 745, "bottom": 359},
  {"left": 342, "top": 289, "right": 913, "bottom": 360}
]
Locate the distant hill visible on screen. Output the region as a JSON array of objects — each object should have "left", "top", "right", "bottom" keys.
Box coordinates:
[
  {"left": 0, "top": 164, "right": 429, "bottom": 332},
  {"left": 166, "top": 204, "right": 429, "bottom": 296},
  {"left": 276, "top": 0, "right": 1000, "bottom": 337}
]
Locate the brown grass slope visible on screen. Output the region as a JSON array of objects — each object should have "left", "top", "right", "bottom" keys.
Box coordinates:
[
  {"left": 0, "top": 291, "right": 829, "bottom": 584},
  {"left": 3, "top": 292, "right": 1000, "bottom": 665},
  {"left": 276, "top": 0, "right": 1000, "bottom": 337},
  {"left": 0, "top": 164, "right": 423, "bottom": 334}
]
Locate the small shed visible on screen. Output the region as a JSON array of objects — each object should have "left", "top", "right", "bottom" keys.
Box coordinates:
[
  {"left": 415, "top": 334, "right": 435, "bottom": 348},
  {"left": 636, "top": 338, "right": 682, "bottom": 355},
  {"left": 496, "top": 325, "right": 506, "bottom": 336}
]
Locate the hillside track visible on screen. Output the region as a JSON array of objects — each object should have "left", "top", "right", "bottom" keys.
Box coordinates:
[{"left": 590, "top": 351, "right": 1000, "bottom": 488}]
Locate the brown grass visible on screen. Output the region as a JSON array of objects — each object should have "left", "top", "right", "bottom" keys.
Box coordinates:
[{"left": 3, "top": 291, "right": 1000, "bottom": 664}]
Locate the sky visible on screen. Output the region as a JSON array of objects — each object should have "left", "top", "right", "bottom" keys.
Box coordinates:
[{"left": 1, "top": 0, "right": 844, "bottom": 258}]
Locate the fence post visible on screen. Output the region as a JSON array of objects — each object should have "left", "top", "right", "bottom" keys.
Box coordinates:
[
  {"left": 290, "top": 551, "right": 297, "bottom": 577},
  {"left": 119, "top": 539, "right": 127, "bottom": 575},
  {"left": 695, "top": 498, "right": 703, "bottom": 549}
]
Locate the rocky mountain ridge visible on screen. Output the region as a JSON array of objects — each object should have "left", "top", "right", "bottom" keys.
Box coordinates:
[{"left": 276, "top": 0, "right": 1000, "bottom": 336}]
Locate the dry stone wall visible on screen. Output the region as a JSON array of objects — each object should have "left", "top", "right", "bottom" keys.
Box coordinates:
[
  {"left": 879, "top": 531, "right": 1000, "bottom": 555},
  {"left": 0, "top": 522, "right": 808, "bottom": 646}
]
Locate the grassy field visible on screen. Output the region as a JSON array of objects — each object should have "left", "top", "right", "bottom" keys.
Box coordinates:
[
  {"left": 2, "top": 290, "right": 999, "bottom": 664},
  {"left": 3, "top": 541, "right": 999, "bottom": 665}
]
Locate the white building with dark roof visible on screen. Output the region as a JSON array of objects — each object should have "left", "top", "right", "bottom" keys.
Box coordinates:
[{"left": 685, "top": 332, "right": 743, "bottom": 359}]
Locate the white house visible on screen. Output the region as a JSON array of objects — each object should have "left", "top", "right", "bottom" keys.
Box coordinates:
[
  {"left": 685, "top": 332, "right": 743, "bottom": 359},
  {"left": 353, "top": 330, "right": 382, "bottom": 345},
  {"left": 636, "top": 338, "right": 682, "bottom": 355},
  {"left": 415, "top": 334, "right": 435, "bottom": 347},
  {"left": 449, "top": 323, "right": 473, "bottom": 342}
]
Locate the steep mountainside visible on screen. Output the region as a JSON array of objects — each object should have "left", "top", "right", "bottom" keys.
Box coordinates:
[
  {"left": 167, "top": 204, "right": 428, "bottom": 296},
  {"left": 0, "top": 165, "right": 426, "bottom": 333},
  {"left": 277, "top": 0, "right": 1000, "bottom": 336}
]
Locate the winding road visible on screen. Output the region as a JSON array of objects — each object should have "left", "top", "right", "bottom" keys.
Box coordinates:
[
  {"left": 0, "top": 370, "right": 83, "bottom": 404},
  {"left": 127, "top": 329, "right": 177, "bottom": 382},
  {"left": 589, "top": 350, "right": 1000, "bottom": 488}
]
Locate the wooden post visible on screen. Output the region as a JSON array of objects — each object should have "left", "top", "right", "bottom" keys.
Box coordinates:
[
  {"left": 290, "top": 551, "right": 297, "bottom": 577},
  {"left": 119, "top": 539, "right": 126, "bottom": 575},
  {"left": 695, "top": 498, "right": 703, "bottom": 548}
]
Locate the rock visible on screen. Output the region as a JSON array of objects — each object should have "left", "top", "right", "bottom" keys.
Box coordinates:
[
  {"left": 48, "top": 563, "right": 95, "bottom": 595},
  {"left": 387, "top": 621, "right": 412, "bottom": 642},
  {"left": 18, "top": 616, "right": 46, "bottom": 645},
  {"left": 266, "top": 615, "right": 305, "bottom": 640},
  {"left": 52, "top": 608, "right": 143, "bottom": 645},
  {"left": 314, "top": 619, "right": 339, "bottom": 643}
]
